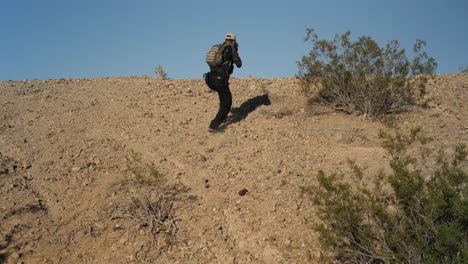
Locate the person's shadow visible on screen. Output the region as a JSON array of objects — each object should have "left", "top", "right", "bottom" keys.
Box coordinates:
[{"left": 220, "top": 93, "right": 271, "bottom": 129}]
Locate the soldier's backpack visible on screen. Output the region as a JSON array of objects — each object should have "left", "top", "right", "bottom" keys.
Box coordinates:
[{"left": 205, "top": 43, "right": 228, "bottom": 67}]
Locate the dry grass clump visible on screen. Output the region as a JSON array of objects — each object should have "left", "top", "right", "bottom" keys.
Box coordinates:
[
  {"left": 119, "top": 149, "right": 165, "bottom": 189},
  {"left": 111, "top": 193, "right": 178, "bottom": 239},
  {"left": 110, "top": 150, "right": 180, "bottom": 248},
  {"left": 154, "top": 65, "right": 168, "bottom": 80}
]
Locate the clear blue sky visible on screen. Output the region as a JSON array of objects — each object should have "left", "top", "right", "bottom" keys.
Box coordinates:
[{"left": 1, "top": 0, "right": 467, "bottom": 80}]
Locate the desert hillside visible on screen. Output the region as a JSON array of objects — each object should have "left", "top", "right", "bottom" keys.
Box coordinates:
[{"left": 1, "top": 73, "right": 467, "bottom": 263}]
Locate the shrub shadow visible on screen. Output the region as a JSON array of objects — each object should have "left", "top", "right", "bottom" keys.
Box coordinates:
[{"left": 220, "top": 93, "right": 271, "bottom": 129}]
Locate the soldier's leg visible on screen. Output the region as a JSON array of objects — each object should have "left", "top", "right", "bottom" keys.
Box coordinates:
[{"left": 210, "top": 84, "right": 231, "bottom": 129}]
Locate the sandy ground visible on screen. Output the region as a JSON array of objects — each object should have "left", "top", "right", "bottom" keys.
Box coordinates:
[{"left": 1, "top": 73, "right": 467, "bottom": 263}]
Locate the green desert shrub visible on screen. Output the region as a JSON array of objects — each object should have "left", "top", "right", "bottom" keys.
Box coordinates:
[
  {"left": 302, "top": 129, "right": 467, "bottom": 263},
  {"left": 298, "top": 29, "right": 437, "bottom": 118}
]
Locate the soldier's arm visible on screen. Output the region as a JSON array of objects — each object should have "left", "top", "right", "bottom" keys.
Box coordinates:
[
  {"left": 232, "top": 47, "right": 242, "bottom": 68},
  {"left": 223, "top": 45, "right": 242, "bottom": 68}
]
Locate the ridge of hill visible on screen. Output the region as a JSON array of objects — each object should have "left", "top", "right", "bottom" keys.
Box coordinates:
[{"left": 1, "top": 74, "right": 467, "bottom": 263}]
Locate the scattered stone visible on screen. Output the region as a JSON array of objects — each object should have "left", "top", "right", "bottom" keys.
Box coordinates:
[
  {"left": 180, "top": 118, "right": 192, "bottom": 125},
  {"left": 87, "top": 162, "right": 96, "bottom": 171},
  {"left": 113, "top": 225, "right": 125, "bottom": 231},
  {"left": 10, "top": 252, "right": 20, "bottom": 260},
  {"left": 196, "top": 154, "right": 207, "bottom": 162},
  {"left": 238, "top": 188, "right": 248, "bottom": 196},
  {"left": 0, "top": 73, "right": 466, "bottom": 263}
]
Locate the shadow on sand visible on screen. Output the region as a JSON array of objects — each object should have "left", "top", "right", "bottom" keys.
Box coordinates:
[{"left": 219, "top": 93, "right": 271, "bottom": 129}]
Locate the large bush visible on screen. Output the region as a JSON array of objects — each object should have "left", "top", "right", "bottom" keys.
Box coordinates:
[
  {"left": 297, "top": 29, "right": 437, "bottom": 118},
  {"left": 302, "top": 128, "right": 467, "bottom": 263}
]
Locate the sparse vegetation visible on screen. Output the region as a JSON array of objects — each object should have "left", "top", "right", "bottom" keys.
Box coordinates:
[
  {"left": 111, "top": 150, "right": 179, "bottom": 247},
  {"left": 154, "top": 65, "right": 168, "bottom": 80},
  {"left": 298, "top": 28, "right": 437, "bottom": 118},
  {"left": 2, "top": 69, "right": 466, "bottom": 263},
  {"left": 120, "top": 149, "right": 165, "bottom": 189},
  {"left": 459, "top": 65, "right": 468, "bottom": 73},
  {"left": 378, "top": 126, "right": 432, "bottom": 158},
  {"left": 302, "top": 128, "right": 467, "bottom": 263},
  {"left": 381, "top": 114, "right": 399, "bottom": 129},
  {"left": 111, "top": 193, "right": 178, "bottom": 240}
]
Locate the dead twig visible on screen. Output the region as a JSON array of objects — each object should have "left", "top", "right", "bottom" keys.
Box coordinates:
[{"left": 110, "top": 194, "right": 179, "bottom": 240}]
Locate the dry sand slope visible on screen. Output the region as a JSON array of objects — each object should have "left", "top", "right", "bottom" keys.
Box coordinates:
[{"left": 0, "top": 74, "right": 467, "bottom": 263}]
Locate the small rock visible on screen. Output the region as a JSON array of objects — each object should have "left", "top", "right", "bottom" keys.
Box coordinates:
[
  {"left": 88, "top": 162, "right": 96, "bottom": 171},
  {"left": 113, "top": 224, "right": 125, "bottom": 231},
  {"left": 196, "top": 154, "right": 207, "bottom": 162},
  {"left": 23, "top": 162, "right": 32, "bottom": 169},
  {"left": 295, "top": 201, "right": 301, "bottom": 210},
  {"left": 180, "top": 118, "right": 190, "bottom": 125},
  {"left": 71, "top": 167, "right": 81, "bottom": 172},
  {"left": 270, "top": 202, "right": 277, "bottom": 212},
  {"left": 10, "top": 252, "right": 20, "bottom": 260},
  {"left": 238, "top": 188, "right": 248, "bottom": 196}
]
